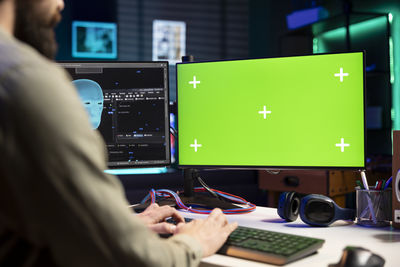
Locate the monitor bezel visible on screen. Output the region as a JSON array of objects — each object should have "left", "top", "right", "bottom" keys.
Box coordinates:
[
  {"left": 175, "top": 51, "right": 367, "bottom": 171},
  {"left": 59, "top": 60, "right": 172, "bottom": 169}
]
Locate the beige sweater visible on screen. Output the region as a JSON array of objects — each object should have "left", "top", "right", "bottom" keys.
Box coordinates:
[{"left": 0, "top": 28, "right": 202, "bottom": 267}]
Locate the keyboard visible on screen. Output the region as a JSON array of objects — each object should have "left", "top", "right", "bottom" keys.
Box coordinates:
[
  {"left": 166, "top": 217, "right": 325, "bottom": 265},
  {"left": 219, "top": 225, "right": 324, "bottom": 265}
]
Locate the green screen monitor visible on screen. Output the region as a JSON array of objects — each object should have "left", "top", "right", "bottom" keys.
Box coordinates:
[{"left": 177, "top": 52, "right": 365, "bottom": 170}]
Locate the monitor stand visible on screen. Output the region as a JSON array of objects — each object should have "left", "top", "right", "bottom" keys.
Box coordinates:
[{"left": 179, "top": 168, "right": 239, "bottom": 210}]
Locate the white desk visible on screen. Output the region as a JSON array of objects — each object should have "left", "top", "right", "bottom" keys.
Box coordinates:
[{"left": 179, "top": 207, "right": 400, "bottom": 267}]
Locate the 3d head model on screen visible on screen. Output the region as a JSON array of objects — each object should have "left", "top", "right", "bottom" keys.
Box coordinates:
[{"left": 72, "top": 79, "right": 104, "bottom": 129}]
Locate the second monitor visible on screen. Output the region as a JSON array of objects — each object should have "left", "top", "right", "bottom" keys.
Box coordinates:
[{"left": 60, "top": 62, "right": 171, "bottom": 168}]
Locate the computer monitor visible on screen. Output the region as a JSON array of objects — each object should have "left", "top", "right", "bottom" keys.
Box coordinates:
[
  {"left": 176, "top": 52, "right": 366, "bottom": 170},
  {"left": 72, "top": 21, "right": 118, "bottom": 59},
  {"left": 59, "top": 61, "right": 171, "bottom": 168}
]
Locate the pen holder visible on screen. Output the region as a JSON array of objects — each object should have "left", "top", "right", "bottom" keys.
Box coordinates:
[{"left": 356, "top": 187, "right": 392, "bottom": 227}]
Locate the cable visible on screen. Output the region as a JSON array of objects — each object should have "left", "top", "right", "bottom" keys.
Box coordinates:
[
  {"left": 196, "top": 173, "right": 223, "bottom": 201},
  {"left": 140, "top": 187, "right": 256, "bottom": 215},
  {"left": 169, "top": 126, "right": 177, "bottom": 138}
]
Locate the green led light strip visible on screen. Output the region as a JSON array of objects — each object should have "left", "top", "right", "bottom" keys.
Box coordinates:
[
  {"left": 390, "top": 36, "right": 395, "bottom": 84},
  {"left": 313, "top": 14, "right": 399, "bottom": 136},
  {"left": 313, "top": 38, "right": 319, "bottom": 54},
  {"left": 313, "top": 16, "right": 388, "bottom": 49}
]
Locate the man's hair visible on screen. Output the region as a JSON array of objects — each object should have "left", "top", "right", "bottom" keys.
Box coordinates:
[{"left": 14, "top": 0, "right": 60, "bottom": 59}]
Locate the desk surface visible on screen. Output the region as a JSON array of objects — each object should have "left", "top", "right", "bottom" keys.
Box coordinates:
[{"left": 179, "top": 207, "right": 400, "bottom": 267}]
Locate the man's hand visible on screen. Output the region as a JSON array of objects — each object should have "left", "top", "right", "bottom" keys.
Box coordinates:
[
  {"left": 175, "top": 208, "right": 238, "bottom": 258},
  {"left": 136, "top": 203, "right": 184, "bottom": 234}
]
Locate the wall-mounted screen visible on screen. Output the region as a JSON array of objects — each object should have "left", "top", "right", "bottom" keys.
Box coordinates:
[
  {"left": 152, "top": 20, "right": 186, "bottom": 64},
  {"left": 72, "top": 21, "right": 117, "bottom": 59}
]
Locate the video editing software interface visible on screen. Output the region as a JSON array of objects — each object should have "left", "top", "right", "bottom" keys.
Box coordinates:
[
  {"left": 177, "top": 52, "right": 365, "bottom": 168},
  {"left": 60, "top": 62, "right": 170, "bottom": 167}
]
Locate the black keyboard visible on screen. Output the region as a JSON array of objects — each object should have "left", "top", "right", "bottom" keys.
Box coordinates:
[
  {"left": 166, "top": 217, "right": 324, "bottom": 265},
  {"left": 220, "top": 225, "right": 324, "bottom": 265}
]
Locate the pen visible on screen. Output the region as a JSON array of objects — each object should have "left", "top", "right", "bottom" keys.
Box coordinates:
[
  {"left": 360, "top": 171, "right": 370, "bottom": 190},
  {"left": 360, "top": 171, "right": 377, "bottom": 223},
  {"left": 356, "top": 180, "right": 364, "bottom": 189},
  {"left": 383, "top": 176, "right": 392, "bottom": 190},
  {"left": 375, "top": 180, "right": 382, "bottom": 191},
  {"left": 380, "top": 179, "right": 386, "bottom": 191}
]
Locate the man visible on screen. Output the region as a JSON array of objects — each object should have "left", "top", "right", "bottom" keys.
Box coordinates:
[{"left": 0, "top": 0, "right": 237, "bottom": 266}]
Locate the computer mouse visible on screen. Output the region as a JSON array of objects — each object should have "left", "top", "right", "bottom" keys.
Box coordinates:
[{"left": 329, "top": 247, "right": 385, "bottom": 267}]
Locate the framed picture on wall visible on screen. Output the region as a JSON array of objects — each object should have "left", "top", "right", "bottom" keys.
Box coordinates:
[
  {"left": 72, "top": 21, "right": 117, "bottom": 59},
  {"left": 152, "top": 20, "right": 186, "bottom": 64}
]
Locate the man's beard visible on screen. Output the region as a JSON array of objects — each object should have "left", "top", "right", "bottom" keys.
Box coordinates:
[{"left": 14, "top": 1, "right": 61, "bottom": 59}]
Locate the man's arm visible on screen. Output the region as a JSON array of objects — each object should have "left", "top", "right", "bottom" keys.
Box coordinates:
[
  {"left": 136, "top": 204, "right": 238, "bottom": 257},
  {"left": 2, "top": 61, "right": 207, "bottom": 267}
]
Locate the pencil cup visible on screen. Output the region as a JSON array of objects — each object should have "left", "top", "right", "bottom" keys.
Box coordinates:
[{"left": 356, "top": 187, "right": 391, "bottom": 227}]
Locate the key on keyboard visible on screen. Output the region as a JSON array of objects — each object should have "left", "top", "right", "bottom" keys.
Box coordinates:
[{"left": 166, "top": 217, "right": 324, "bottom": 265}]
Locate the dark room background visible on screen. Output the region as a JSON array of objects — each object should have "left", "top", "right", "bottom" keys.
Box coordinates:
[{"left": 55, "top": 0, "right": 400, "bottom": 206}]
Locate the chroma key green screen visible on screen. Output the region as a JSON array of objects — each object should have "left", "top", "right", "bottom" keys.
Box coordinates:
[{"left": 177, "top": 52, "right": 365, "bottom": 168}]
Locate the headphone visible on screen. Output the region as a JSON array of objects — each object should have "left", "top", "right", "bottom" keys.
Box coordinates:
[{"left": 278, "top": 192, "right": 355, "bottom": 226}]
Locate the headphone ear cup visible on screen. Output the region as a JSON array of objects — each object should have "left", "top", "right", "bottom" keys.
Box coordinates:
[
  {"left": 277, "top": 191, "right": 300, "bottom": 222},
  {"left": 277, "top": 192, "right": 288, "bottom": 219}
]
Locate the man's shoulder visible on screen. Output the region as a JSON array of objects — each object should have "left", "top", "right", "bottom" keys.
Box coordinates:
[
  {"left": 0, "top": 30, "right": 58, "bottom": 81},
  {"left": 0, "top": 32, "right": 77, "bottom": 120}
]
